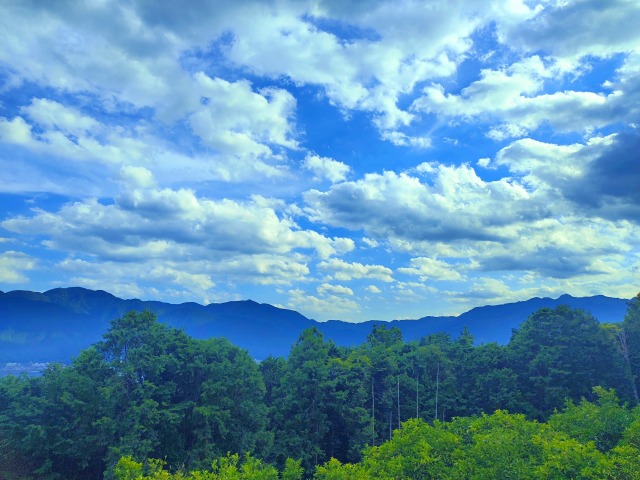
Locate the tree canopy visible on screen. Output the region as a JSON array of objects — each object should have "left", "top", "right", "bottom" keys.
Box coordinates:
[{"left": 2, "top": 300, "right": 640, "bottom": 479}]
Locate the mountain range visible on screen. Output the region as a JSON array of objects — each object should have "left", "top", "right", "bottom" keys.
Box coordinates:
[{"left": 0, "top": 287, "right": 631, "bottom": 373}]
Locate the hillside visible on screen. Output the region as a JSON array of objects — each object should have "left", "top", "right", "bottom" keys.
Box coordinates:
[{"left": 0, "top": 287, "right": 630, "bottom": 368}]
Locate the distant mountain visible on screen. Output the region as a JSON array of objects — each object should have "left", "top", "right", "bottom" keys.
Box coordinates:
[
  {"left": 0, "top": 288, "right": 631, "bottom": 371},
  {"left": 316, "top": 294, "right": 630, "bottom": 348}
]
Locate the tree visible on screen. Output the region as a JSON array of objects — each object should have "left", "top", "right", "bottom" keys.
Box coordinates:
[
  {"left": 548, "top": 387, "right": 635, "bottom": 452},
  {"left": 323, "top": 351, "right": 371, "bottom": 462},
  {"left": 508, "top": 306, "right": 620, "bottom": 419},
  {"left": 622, "top": 293, "right": 640, "bottom": 401},
  {"left": 270, "top": 328, "right": 331, "bottom": 470},
  {"left": 363, "top": 325, "right": 404, "bottom": 444},
  {"left": 96, "top": 311, "right": 269, "bottom": 474}
]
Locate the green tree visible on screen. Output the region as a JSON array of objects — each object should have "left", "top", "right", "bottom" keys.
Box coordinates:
[
  {"left": 271, "top": 327, "right": 331, "bottom": 470},
  {"left": 364, "top": 325, "right": 404, "bottom": 444},
  {"left": 549, "top": 387, "right": 634, "bottom": 452},
  {"left": 362, "top": 419, "right": 459, "bottom": 479},
  {"left": 622, "top": 293, "right": 640, "bottom": 402},
  {"left": 508, "top": 306, "right": 620, "bottom": 419}
]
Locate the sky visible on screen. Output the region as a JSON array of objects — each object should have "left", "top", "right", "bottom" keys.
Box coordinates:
[{"left": 0, "top": 0, "right": 639, "bottom": 322}]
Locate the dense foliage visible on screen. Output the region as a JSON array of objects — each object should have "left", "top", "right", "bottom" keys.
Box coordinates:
[
  {"left": 112, "top": 389, "right": 640, "bottom": 479},
  {"left": 1, "top": 295, "right": 639, "bottom": 479}
]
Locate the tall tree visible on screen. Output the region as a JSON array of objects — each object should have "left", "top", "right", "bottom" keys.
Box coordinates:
[
  {"left": 271, "top": 327, "right": 331, "bottom": 470},
  {"left": 622, "top": 293, "right": 640, "bottom": 401},
  {"left": 508, "top": 306, "right": 620, "bottom": 419}
]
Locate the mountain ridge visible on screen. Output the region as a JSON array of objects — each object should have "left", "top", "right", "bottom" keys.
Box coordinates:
[{"left": 0, "top": 287, "right": 631, "bottom": 369}]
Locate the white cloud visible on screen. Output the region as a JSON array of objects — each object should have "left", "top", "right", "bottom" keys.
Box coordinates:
[
  {"left": 317, "top": 283, "right": 354, "bottom": 296},
  {"left": 305, "top": 165, "right": 536, "bottom": 245},
  {"left": 206, "top": 254, "right": 311, "bottom": 286},
  {"left": 1, "top": 0, "right": 639, "bottom": 319},
  {"left": 380, "top": 131, "right": 432, "bottom": 148},
  {"left": 304, "top": 156, "right": 640, "bottom": 287},
  {"left": 498, "top": 0, "right": 640, "bottom": 60},
  {"left": 56, "top": 257, "right": 216, "bottom": 303},
  {"left": 0, "top": 251, "right": 37, "bottom": 283},
  {"left": 317, "top": 258, "right": 394, "bottom": 282},
  {"left": 21, "top": 98, "right": 100, "bottom": 135},
  {"left": 477, "top": 157, "right": 491, "bottom": 168},
  {"left": 398, "top": 257, "right": 464, "bottom": 281},
  {"left": 189, "top": 73, "right": 298, "bottom": 157},
  {"left": 0, "top": 83, "right": 298, "bottom": 193},
  {"left": 412, "top": 55, "right": 550, "bottom": 116},
  {"left": 303, "top": 154, "right": 350, "bottom": 183},
  {"left": 411, "top": 54, "right": 627, "bottom": 136},
  {"left": 2, "top": 0, "right": 638, "bottom": 156},
  {"left": 494, "top": 133, "right": 640, "bottom": 220},
  {"left": 0, "top": 2, "right": 193, "bottom": 114},
  {"left": 486, "top": 123, "right": 529, "bottom": 141},
  {"left": 55, "top": 250, "right": 313, "bottom": 304},
  {"left": 217, "top": 0, "right": 483, "bottom": 138},
  {"left": 495, "top": 136, "right": 602, "bottom": 186},
  {"left": 120, "top": 165, "right": 156, "bottom": 189},
  {"left": 391, "top": 281, "right": 438, "bottom": 303},
  {"left": 1, "top": 186, "right": 354, "bottom": 268},
  {"left": 365, "top": 285, "right": 382, "bottom": 294},
  {"left": 362, "top": 237, "right": 379, "bottom": 248},
  {"left": 287, "top": 287, "right": 360, "bottom": 319},
  {"left": 0, "top": 117, "right": 34, "bottom": 145}
]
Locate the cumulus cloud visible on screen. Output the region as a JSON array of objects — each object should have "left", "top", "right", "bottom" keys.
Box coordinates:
[
  {"left": 1, "top": 0, "right": 639, "bottom": 319},
  {"left": 0, "top": 0, "right": 467, "bottom": 149},
  {"left": 486, "top": 123, "right": 529, "bottom": 142},
  {"left": 21, "top": 99, "right": 100, "bottom": 134},
  {"left": 211, "top": 0, "right": 486, "bottom": 140},
  {"left": 2, "top": 187, "right": 353, "bottom": 262},
  {"left": 317, "top": 283, "right": 354, "bottom": 296},
  {"left": 56, "top": 257, "right": 215, "bottom": 304},
  {"left": 317, "top": 258, "right": 394, "bottom": 282},
  {"left": 498, "top": 0, "right": 640, "bottom": 60},
  {"left": 569, "top": 131, "right": 640, "bottom": 217},
  {"left": 398, "top": 257, "right": 464, "bottom": 281},
  {"left": 287, "top": 287, "right": 360, "bottom": 319},
  {"left": 0, "top": 251, "right": 37, "bottom": 283},
  {"left": 304, "top": 157, "right": 640, "bottom": 285},
  {"left": 411, "top": 54, "right": 633, "bottom": 136},
  {"left": 495, "top": 132, "right": 640, "bottom": 221},
  {"left": 120, "top": 165, "right": 156, "bottom": 189},
  {"left": 0, "top": 184, "right": 358, "bottom": 301},
  {"left": 0, "top": 82, "right": 299, "bottom": 193},
  {"left": 304, "top": 165, "right": 538, "bottom": 244},
  {"left": 303, "top": 154, "right": 350, "bottom": 183},
  {"left": 189, "top": 73, "right": 298, "bottom": 157}
]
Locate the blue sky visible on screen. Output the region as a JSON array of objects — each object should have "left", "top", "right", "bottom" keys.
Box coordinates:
[{"left": 1, "top": 0, "right": 639, "bottom": 321}]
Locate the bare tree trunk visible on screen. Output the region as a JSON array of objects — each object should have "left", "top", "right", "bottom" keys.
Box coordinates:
[
  {"left": 435, "top": 363, "right": 440, "bottom": 421},
  {"left": 416, "top": 373, "right": 419, "bottom": 419},
  {"left": 397, "top": 375, "right": 401, "bottom": 429},
  {"left": 617, "top": 329, "right": 640, "bottom": 404},
  {"left": 371, "top": 380, "right": 375, "bottom": 446}
]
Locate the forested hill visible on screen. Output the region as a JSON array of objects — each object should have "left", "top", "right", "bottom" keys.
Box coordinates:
[
  {"left": 2, "top": 299, "right": 640, "bottom": 479},
  {"left": 0, "top": 287, "right": 630, "bottom": 364}
]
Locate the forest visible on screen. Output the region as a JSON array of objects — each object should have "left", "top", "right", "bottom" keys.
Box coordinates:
[{"left": 1, "top": 295, "right": 639, "bottom": 479}]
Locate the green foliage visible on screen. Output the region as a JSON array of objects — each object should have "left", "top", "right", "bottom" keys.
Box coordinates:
[
  {"left": 313, "top": 408, "right": 640, "bottom": 480},
  {"left": 113, "top": 454, "right": 299, "bottom": 480},
  {"left": 622, "top": 294, "right": 640, "bottom": 400},
  {"left": 3, "top": 300, "right": 640, "bottom": 479},
  {"left": 361, "top": 419, "right": 459, "bottom": 479},
  {"left": 313, "top": 458, "right": 368, "bottom": 480},
  {"left": 0, "top": 311, "right": 270, "bottom": 479},
  {"left": 508, "top": 306, "right": 623, "bottom": 418},
  {"left": 548, "top": 387, "right": 635, "bottom": 451}
]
